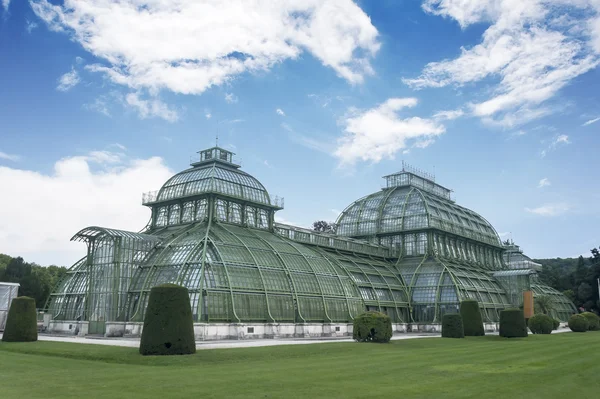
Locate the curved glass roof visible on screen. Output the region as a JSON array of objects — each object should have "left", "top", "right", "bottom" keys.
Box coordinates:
[
  {"left": 336, "top": 186, "right": 502, "bottom": 247},
  {"left": 157, "top": 164, "right": 271, "bottom": 205},
  {"left": 125, "top": 223, "right": 409, "bottom": 323}
]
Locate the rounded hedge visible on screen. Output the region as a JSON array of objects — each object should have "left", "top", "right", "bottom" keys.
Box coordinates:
[
  {"left": 552, "top": 318, "right": 560, "bottom": 330},
  {"left": 442, "top": 313, "right": 464, "bottom": 338},
  {"left": 139, "top": 284, "right": 196, "bottom": 356},
  {"left": 581, "top": 312, "right": 600, "bottom": 331},
  {"left": 569, "top": 314, "right": 590, "bottom": 332},
  {"left": 1, "top": 296, "right": 38, "bottom": 342},
  {"left": 499, "top": 308, "right": 528, "bottom": 338},
  {"left": 459, "top": 300, "right": 485, "bottom": 336},
  {"left": 528, "top": 314, "right": 553, "bottom": 334},
  {"left": 353, "top": 311, "right": 393, "bottom": 343}
]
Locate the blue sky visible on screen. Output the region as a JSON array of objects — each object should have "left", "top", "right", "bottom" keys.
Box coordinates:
[{"left": 1, "top": 0, "right": 599, "bottom": 266}]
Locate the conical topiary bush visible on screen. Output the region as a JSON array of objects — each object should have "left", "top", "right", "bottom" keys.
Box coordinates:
[
  {"left": 459, "top": 300, "right": 485, "bottom": 336},
  {"left": 139, "top": 284, "right": 196, "bottom": 356},
  {"left": 2, "top": 296, "right": 38, "bottom": 342}
]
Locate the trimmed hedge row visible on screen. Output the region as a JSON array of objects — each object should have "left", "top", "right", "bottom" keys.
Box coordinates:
[
  {"left": 442, "top": 313, "right": 464, "bottom": 338},
  {"left": 353, "top": 311, "right": 392, "bottom": 343},
  {"left": 499, "top": 308, "right": 527, "bottom": 338},
  {"left": 1, "top": 296, "right": 38, "bottom": 342},
  {"left": 528, "top": 313, "right": 553, "bottom": 334},
  {"left": 569, "top": 314, "right": 590, "bottom": 332},
  {"left": 581, "top": 312, "right": 600, "bottom": 331},
  {"left": 459, "top": 300, "right": 485, "bottom": 336},
  {"left": 139, "top": 284, "right": 196, "bottom": 356}
]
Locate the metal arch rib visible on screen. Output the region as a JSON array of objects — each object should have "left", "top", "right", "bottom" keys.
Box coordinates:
[
  {"left": 215, "top": 223, "right": 276, "bottom": 322},
  {"left": 242, "top": 228, "right": 306, "bottom": 323},
  {"left": 71, "top": 226, "right": 161, "bottom": 243}
]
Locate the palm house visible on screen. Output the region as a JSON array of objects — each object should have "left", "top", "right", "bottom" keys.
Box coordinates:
[{"left": 45, "top": 147, "right": 575, "bottom": 338}]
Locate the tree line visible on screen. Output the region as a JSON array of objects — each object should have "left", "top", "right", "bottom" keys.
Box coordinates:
[
  {"left": 536, "top": 247, "right": 600, "bottom": 313},
  {"left": 0, "top": 254, "right": 67, "bottom": 308}
]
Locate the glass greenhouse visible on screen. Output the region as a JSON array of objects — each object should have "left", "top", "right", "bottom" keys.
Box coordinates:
[{"left": 46, "top": 147, "right": 575, "bottom": 336}]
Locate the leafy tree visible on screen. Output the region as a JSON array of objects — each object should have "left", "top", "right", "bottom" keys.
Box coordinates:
[
  {"left": 0, "top": 253, "right": 67, "bottom": 308},
  {"left": 312, "top": 220, "right": 336, "bottom": 234},
  {"left": 562, "top": 289, "right": 575, "bottom": 302},
  {"left": 534, "top": 295, "right": 555, "bottom": 315}
]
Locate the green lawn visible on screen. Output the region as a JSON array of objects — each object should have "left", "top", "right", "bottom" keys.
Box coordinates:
[{"left": 1, "top": 333, "right": 599, "bottom": 398}]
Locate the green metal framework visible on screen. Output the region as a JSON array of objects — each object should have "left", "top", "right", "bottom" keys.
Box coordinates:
[
  {"left": 46, "top": 152, "right": 577, "bottom": 331},
  {"left": 530, "top": 275, "right": 577, "bottom": 321},
  {"left": 335, "top": 167, "right": 515, "bottom": 322}
]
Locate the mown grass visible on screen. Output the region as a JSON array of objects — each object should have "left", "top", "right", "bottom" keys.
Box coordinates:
[{"left": 1, "top": 333, "right": 599, "bottom": 398}]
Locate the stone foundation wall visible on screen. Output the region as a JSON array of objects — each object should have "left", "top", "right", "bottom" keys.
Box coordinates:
[{"left": 47, "top": 321, "right": 507, "bottom": 340}]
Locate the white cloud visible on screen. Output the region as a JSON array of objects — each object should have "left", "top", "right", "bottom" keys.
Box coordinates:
[
  {"left": 553, "top": 134, "right": 570, "bottom": 145},
  {"left": 0, "top": 150, "right": 174, "bottom": 265},
  {"left": 110, "top": 143, "right": 126, "bottom": 151},
  {"left": 84, "top": 96, "right": 111, "bottom": 117},
  {"left": 582, "top": 117, "right": 600, "bottom": 126},
  {"left": 31, "top": 0, "right": 380, "bottom": 100},
  {"left": 2, "top": 0, "right": 9, "bottom": 12},
  {"left": 405, "top": 1, "right": 600, "bottom": 127},
  {"left": 538, "top": 177, "right": 551, "bottom": 188},
  {"left": 26, "top": 20, "right": 38, "bottom": 33},
  {"left": 263, "top": 160, "right": 271, "bottom": 168},
  {"left": 433, "top": 108, "right": 464, "bottom": 120},
  {"left": 334, "top": 98, "right": 445, "bottom": 165},
  {"left": 225, "top": 93, "right": 238, "bottom": 104},
  {"left": 276, "top": 108, "right": 285, "bottom": 116},
  {"left": 0, "top": 151, "right": 20, "bottom": 162},
  {"left": 205, "top": 110, "right": 212, "bottom": 119},
  {"left": 525, "top": 203, "right": 570, "bottom": 216},
  {"left": 125, "top": 92, "right": 179, "bottom": 122},
  {"left": 56, "top": 67, "right": 80, "bottom": 91},
  {"left": 540, "top": 134, "right": 570, "bottom": 157}
]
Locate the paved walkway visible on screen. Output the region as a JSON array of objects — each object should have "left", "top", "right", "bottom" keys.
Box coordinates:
[{"left": 0, "top": 328, "right": 572, "bottom": 350}]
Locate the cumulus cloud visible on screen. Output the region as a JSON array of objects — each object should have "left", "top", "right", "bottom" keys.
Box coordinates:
[
  {"left": 404, "top": 1, "right": 600, "bottom": 127},
  {"left": 334, "top": 98, "right": 445, "bottom": 165},
  {"left": 125, "top": 92, "right": 179, "bottom": 122},
  {"left": 31, "top": 0, "right": 380, "bottom": 98},
  {"left": 582, "top": 117, "right": 600, "bottom": 126},
  {"left": 0, "top": 151, "right": 20, "bottom": 162},
  {"left": 538, "top": 178, "right": 551, "bottom": 188},
  {"left": 2, "top": 0, "right": 9, "bottom": 12},
  {"left": 525, "top": 203, "right": 570, "bottom": 216},
  {"left": 56, "top": 67, "right": 80, "bottom": 91},
  {"left": 0, "top": 150, "right": 174, "bottom": 265},
  {"left": 276, "top": 108, "right": 285, "bottom": 116}
]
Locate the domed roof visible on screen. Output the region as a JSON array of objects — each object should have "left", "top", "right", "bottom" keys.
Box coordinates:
[
  {"left": 156, "top": 147, "right": 272, "bottom": 206},
  {"left": 336, "top": 171, "right": 501, "bottom": 247}
]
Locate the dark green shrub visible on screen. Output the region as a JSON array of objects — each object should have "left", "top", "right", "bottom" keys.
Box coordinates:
[
  {"left": 581, "top": 312, "right": 600, "bottom": 331},
  {"left": 499, "top": 308, "right": 528, "bottom": 338},
  {"left": 1, "top": 296, "right": 38, "bottom": 342},
  {"left": 139, "top": 284, "right": 196, "bottom": 356},
  {"left": 459, "top": 300, "right": 485, "bottom": 336},
  {"left": 552, "top": 318, "right": 560, "bottom": 330},
  {"left": 528, "top": 314, "right": 553, "bottom": 334},
  {"left": 353, "top": 311, "right": 392, "bottom": 343},
  {"left": 569, "top": 314, "right": 589, "bottom": 332},
  {"left": 442, "top": 313, "right": 464, "bottom": 338}
]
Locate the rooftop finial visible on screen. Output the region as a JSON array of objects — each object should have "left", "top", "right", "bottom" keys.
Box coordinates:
[{"left": 216, "top": 131, "right": 219, "bottom": 147}]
